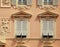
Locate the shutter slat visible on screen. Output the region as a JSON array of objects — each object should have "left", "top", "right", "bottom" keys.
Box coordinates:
[
  {"left": 11, "top": 0, "right": 16, "bottom": 6},
  {"left": 37, "top": 0, "right": 42, "bottom": 6},
  {"left": 49, "top": 20, "right": 54, "bottom": 35},
  {"left": 16, "top": 20, "right": 21, "bottom": 35},
  {"left": 42, "top": 19, "right": 48, "bottom": 35},
  {"left": 21, "top": 20, "right": 27, "bottom": 35},
  {"left": 53, "top": 0, "right": 58, "bottom": 6},
  {"left": 27, "top": 0, "right": 32, "bottom": 5}
]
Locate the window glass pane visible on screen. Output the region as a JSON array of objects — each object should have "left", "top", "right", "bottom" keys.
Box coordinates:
[
  {"left": 48, "top": 0, "right": 53, "bottom": 5},
  {"left": 44, "top": 0, "right": 47, "bottom": 5},
  {"left": 18, "top": 0, "right": 27, "bottom": 5},
  {"left": 18, "top": 0, "right": 21, "bottom": 5},
  {"left": 44, "top": 0, "right": 53, "bottom": 5},
  {"left": 23, "top": 0, "right": 27, "bottom": 5},
  {"left": 44, "top": 0, "right": 47, "bottom": 2}
]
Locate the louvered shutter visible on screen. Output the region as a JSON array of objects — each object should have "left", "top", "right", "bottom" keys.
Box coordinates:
[
  {"left": 11, "top": 0, "right": 16, "bottom": 6},
  {"left": 27, "top": 0, "right": 32, "bottom": 5},
  {"left": 42, "top": 19, "right": 48, "bottom": 35},
  {"left": 53, "top": 0, "right": 58, "bottom": 6},
  {"left": 37, "top": 0, "right": 42, "bottom": 6},
  {"left": 21, "top": 20, "right": 27, "bottom": 35},
  {"left": 49, "top": 20, "right": 54, "bottom": 36},
  {"left": 16, "top": 20, "right": 21, "bottom": 35}
]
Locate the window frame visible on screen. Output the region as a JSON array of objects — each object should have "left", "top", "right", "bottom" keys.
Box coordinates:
[
  {"left": 40, "top": 18, "right": 56, "bottom": 38},
  {"left": 14, "top": 18, "right": 30, "bottom": 38}
]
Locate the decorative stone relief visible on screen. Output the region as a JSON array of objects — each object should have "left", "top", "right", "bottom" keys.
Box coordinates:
[
  {"left": 0, "top": 17, "right": 10, "bottom": 43},
  {"left": 1, "top": 0, "right": 11, "bottom": 7},
  {"left": 0, "top": 17, "right": 10, "bottom": 36}
]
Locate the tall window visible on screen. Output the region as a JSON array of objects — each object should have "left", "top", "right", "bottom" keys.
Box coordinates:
[
  {"left": 41, "top": 18, "right": 55, "bottom": 39},
  {"left": 15, "top": 19, "right": 28, "bottom": 38},
  {"left": 43, "top": 0, "right": 53, "bottom": 5}
]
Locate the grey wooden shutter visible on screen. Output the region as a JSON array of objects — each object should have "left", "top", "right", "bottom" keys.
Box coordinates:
[
  {"left": 11, "top": 0, "right": 16, "bottom": 6},
  {"left": 21, "top": 20, "right": 27, "bottom": 35},
  {"left": 37, "top": 0, "right": 42, "bottom": 6},
  {"left": 16, "top": 20, "right": 21, "bottom": 35},
  {"left": 27, "top": 0, "right": 32, "bottom": 5},
  {"left": 49, "top": 20, "right": 54, "bottom": 36},
  {"left": 53, "top": 0, "right": 58, "bottom": 6},
  {"left": 42, "top": 19, "right": 48, "bottom": 35}
]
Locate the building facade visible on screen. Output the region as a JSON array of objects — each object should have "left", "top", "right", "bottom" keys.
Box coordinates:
[{"left": 0, "top": 0, "right": 60, "bottom": 47}]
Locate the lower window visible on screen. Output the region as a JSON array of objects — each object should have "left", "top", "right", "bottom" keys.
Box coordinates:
[
  {"left": 15, "top": 19, "right": 28, "bottom": 38},
  {"left": 41, "top": 18, "right": 55, "bottom": 39}
]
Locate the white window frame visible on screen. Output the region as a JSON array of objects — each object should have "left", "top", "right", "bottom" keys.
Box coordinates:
[
  {"left": 40, "top": 18, "right": 56, "bottom": 38},
  {"left": 14, "top": 18, "right": 30, "bottom": 38}
]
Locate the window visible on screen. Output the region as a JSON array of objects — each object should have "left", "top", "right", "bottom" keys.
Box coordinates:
[
  {"left": 15, "top": 19, "right": 28, "bottom": 38},
  {"left": 43, "top": 0, "right": 53, "bottom": 5},
  {"left": 41, "top": 18, "right": 55, "bottom": 39},
  {"left": 18, "top": 0, "right": 27, "bottom": 5},
  {"left": 11, "top": 0, "right": 32, "bottom": 6},
  {"left": 37, "top": 0, "right": 58, "bottom": 6}
]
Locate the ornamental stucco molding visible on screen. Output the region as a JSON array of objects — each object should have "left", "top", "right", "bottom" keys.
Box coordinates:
[{"left": 0, "top": 17, "right": 10, "bottom": 36}]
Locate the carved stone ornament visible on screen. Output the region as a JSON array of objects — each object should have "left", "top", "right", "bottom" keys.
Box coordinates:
[
  {"left": 0, "top": 18, "right": 10, "bottom": 36},
  {"left": 1, "top": 0, "right": 11, "bottom": 7}
]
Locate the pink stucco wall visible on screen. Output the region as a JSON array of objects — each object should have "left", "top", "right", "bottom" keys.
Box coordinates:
[{"left": 0, "top": 0, "right": 60, "bottom": 47}]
